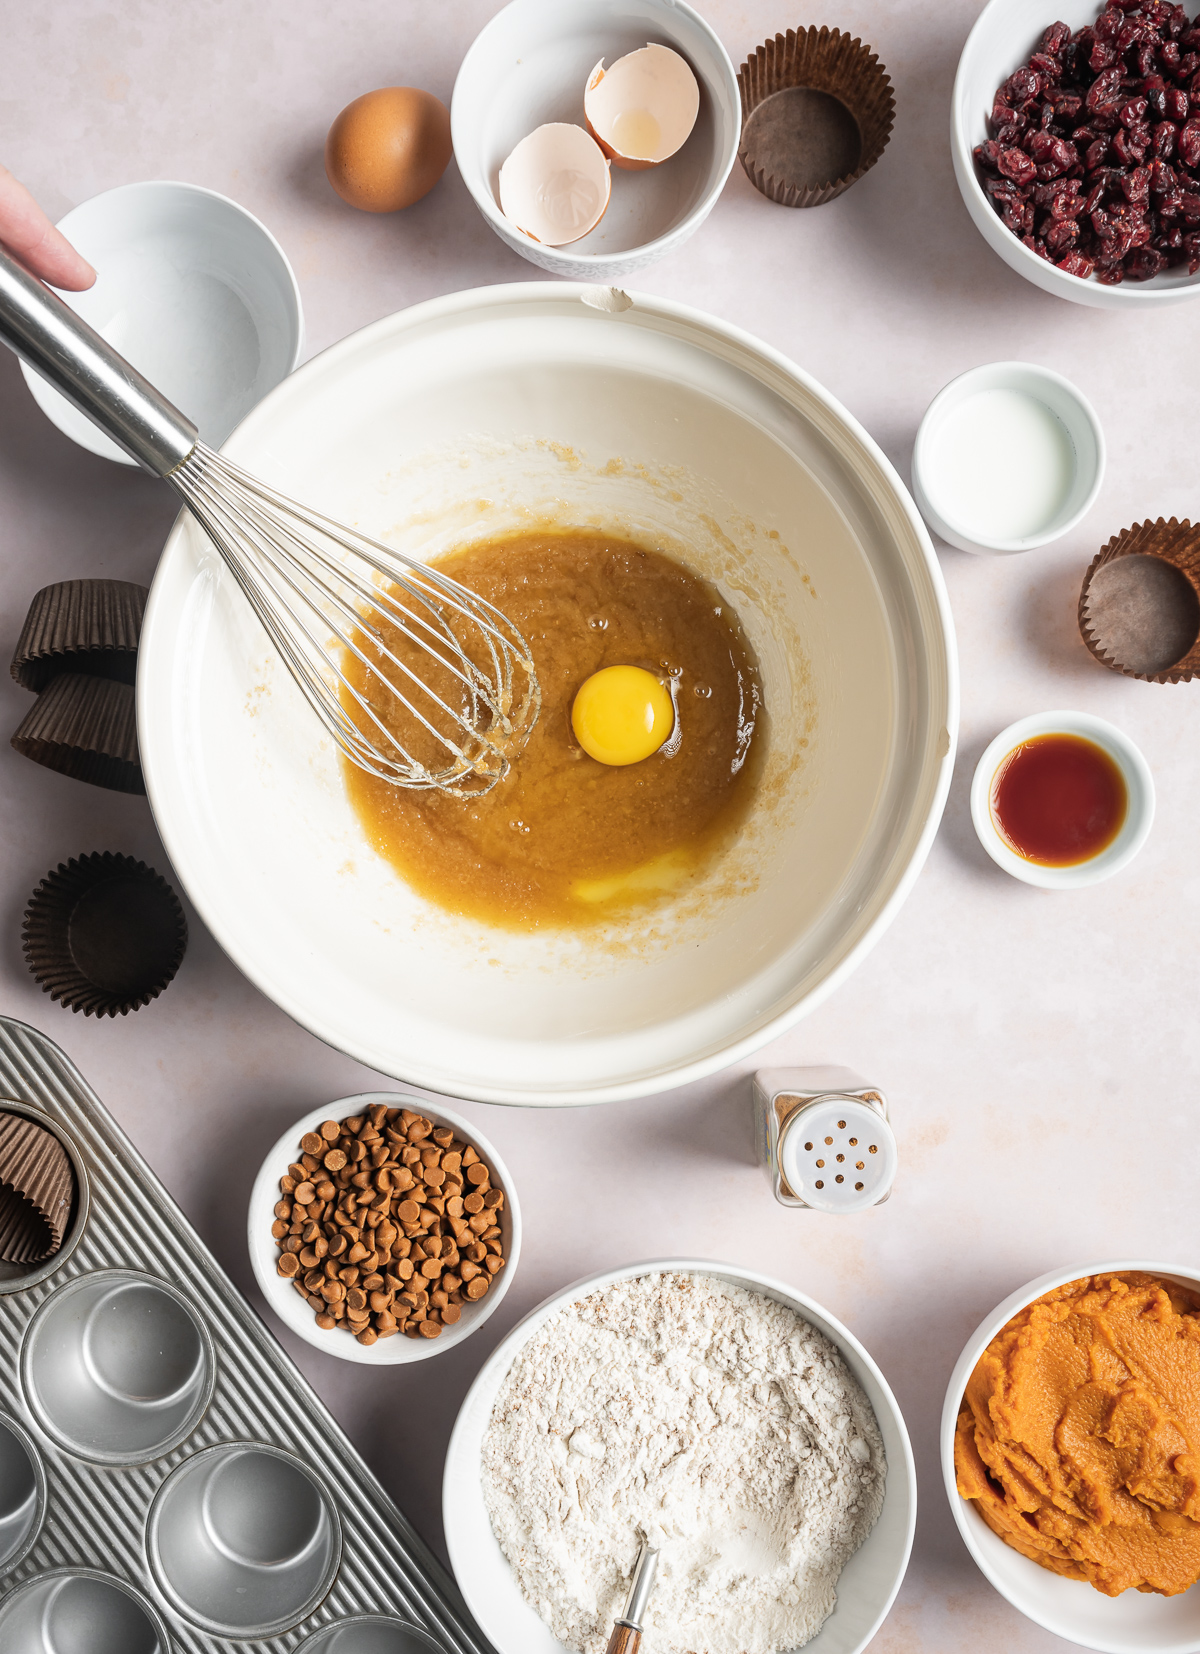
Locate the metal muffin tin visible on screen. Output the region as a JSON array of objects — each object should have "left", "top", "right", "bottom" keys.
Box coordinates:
[{"left": 0, "top": 1014, "right": 496, "bottom": 1654}]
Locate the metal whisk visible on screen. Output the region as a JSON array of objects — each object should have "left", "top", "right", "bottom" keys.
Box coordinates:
[{"left": 0, "top": 246, "right": 539, "bottom": 795}]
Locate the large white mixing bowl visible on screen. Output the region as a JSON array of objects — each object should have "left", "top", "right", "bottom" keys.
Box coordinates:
[{"left": 138, "top": 284, "right": 957, "bottom": 1105}]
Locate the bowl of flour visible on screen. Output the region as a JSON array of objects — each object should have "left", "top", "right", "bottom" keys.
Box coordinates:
[{"left": 443, "top": 1261, "right": 915, "bottom": 1654}]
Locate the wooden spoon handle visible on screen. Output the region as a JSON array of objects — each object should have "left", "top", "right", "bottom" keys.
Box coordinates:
[{"left": 606, "top": 1624, "right": 641, "bottom": 1654}]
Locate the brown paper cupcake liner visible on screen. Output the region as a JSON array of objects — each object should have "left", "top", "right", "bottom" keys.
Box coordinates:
[
  {"left": 0, "top": 1110, "right": 75, "bottom": 1262},
  {"left": 11, "top": 579, "right": 148, "bottom": 692},
  {"left": 11, "top": 671, "right": 144, "bottom": 793},
  {"left": 23, "top": 852, "right": 188, "bottom": 1017},
  {"left": 1079, "top": 519, "right": 1200, "bottom": 683},
  {"left": 738, "top": 27, "right": 895, "bottom": 208}
]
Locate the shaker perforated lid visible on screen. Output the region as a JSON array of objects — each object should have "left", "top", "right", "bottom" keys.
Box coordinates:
[{"left": 779, "top": 1095, "right": 897, "bottom": 1214}]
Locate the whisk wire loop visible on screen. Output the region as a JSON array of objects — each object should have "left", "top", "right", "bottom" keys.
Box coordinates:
[{"left": 167, "top": 444, "right": 540, "bottom": 793}]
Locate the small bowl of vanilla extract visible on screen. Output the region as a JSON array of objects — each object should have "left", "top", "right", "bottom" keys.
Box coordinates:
[{"left": 970, "top": 711, "right": 1155, "bottom": 889}]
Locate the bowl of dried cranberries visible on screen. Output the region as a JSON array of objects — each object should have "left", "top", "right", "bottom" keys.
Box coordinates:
[{"left": 954, "top": 0, "right": 1200, "bottom": 305}]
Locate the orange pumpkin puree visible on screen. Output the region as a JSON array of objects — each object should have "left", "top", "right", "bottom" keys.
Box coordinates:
[{"left": 955, "top": 1273, "right": 1200, "bottom": 1597}]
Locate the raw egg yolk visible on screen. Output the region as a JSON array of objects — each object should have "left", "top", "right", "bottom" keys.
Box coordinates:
[{"left": 571, "top": 665, "right": 674, "bottom": 766}]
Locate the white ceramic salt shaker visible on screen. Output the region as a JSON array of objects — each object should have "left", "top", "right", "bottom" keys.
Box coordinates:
[{"left": 752, "top": 1067, "right": 897, "bottom": 1214}]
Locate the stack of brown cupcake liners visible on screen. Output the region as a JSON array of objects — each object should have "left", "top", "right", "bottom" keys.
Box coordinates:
[
  {"left": 1079, "top": 519, "right": 1200, "bottom": 683},
  {"left": 23, "top": 851, "right": 188, "bottom": 1017},
  {"left": 9, "top": 578, "right": 148, "bottom": 792},
  {"left": 0, "top": 1110, "right": 75, "bottom": 1263},
  {"left": 738, "top": 27, "right": 895, "bottom": 208}
]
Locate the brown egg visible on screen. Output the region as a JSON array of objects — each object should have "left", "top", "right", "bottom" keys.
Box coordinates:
[{"left": 325, "top": 87, "right": 453, "bottom": 213}]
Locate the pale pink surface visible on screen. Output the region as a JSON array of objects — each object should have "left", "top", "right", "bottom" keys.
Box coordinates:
[{"left": 0, "top": 3, "right": 1196, "bottom": 1650}]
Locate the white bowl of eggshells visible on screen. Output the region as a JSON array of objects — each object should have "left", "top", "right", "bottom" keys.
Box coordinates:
[{"left": 451, "top": 0, "right": 741, "bottom": 278}]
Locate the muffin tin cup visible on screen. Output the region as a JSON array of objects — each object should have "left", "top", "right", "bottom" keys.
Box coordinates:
[
  {"left": 10, "top": 579, "right": 147, "bottom": 694},
  {"left": 0, "top": 1101, "right": 88, "bottom": 1294},
  {"left": 0, "top": 1566, "right": 171, "bottom": 1654},
  {"left": 148, "top": 1441, "right": 342, "bottom": 1637},
  {"left": 1079, "top": 518, "right": 1200, "bottom": 682},
  {"left": 299, "top": 1617, "right": 451, "bottom": 1654},
  {"left": 21, "top": 1269, "right": 215, "bottom": 1465},
  {"left": 0, "top": 1412, "right": 45, "bottom": 1577},
  {"left": 738, "top": 27, "right": 895, "bottom": 208}
]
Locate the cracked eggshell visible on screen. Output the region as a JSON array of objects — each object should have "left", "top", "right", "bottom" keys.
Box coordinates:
[
  {"left": 584, "top": 44, "right": 701, "bottom": 170},
  {"left": 497, "top": 123, "right": 611, "bottom": 246}
]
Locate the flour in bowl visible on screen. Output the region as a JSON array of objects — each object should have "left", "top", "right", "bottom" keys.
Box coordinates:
[{"left": 481, "top": 1271, "right": 886, "bottom": 1654}]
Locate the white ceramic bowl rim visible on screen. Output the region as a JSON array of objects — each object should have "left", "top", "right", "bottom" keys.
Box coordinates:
[
  {"left": 969, "top": 710, "right": 1155, "bottom": 889},
  {"left": 451, "top": 0, "right": 740, "bottom": 269},
  {"left": 952, "top": 0, "right": 1200, "bottom": 307},
  {"left": 444, "top": 1256, "right": 917, "bottom": 1654},
  {"left": 912, "top": 360, "right": 1105, "bottom": 553},
  {"left": 942, "top": 1259, "right": 1200, "bottom": 1653},
  {"left": 247, "top": 1092, "right": 521, "bottom": 1364}
]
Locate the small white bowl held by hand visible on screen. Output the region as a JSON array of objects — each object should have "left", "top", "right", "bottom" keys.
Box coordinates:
[
  {"left": 912, "top": 362, "right": 1104, "bottom": 555},
  {"left": 248, "top": 1094, "right": 520, "bottom": 1365},
  {"left": 971, "top": 710, "right": 1154, "bottom": 888},
  {"left": 444, "top": 1258, "right": 916, "bottom": 1654},
  {"left": 21, "top": 180, "right": 303, "bottom": 465},
  {"left": 451, "top": 0, "right": 740, "bottom": 280},
  {"left": 942, "top": 1260, "right": 1200, "bottom": 1654},
  {"left": 953, "top": 0, "right": 1200, "bottom": 309}
]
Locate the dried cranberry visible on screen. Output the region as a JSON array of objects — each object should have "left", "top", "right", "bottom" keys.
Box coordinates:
[
  {"left": 1004, "top": 66, "right": 1044, "bottom": 104},
  {"left": 1085, "top": 135, "right": 1111, "bottom": 168},
  {"left": 1179, "top": 116, "right": 1200, "bottom": 165},
  {"left": 1177, "top": 52, "right": 1200, "bottom": 82},
  {"left": 1166, "top": 86, "right": 1190, "bottom": 119},
  {"left": 1124, "top": 244, "right": 1167, "bottom": 276},
  {"left": 1046, "top": 216, "right": 1080, "bottom": 250},
  {"left": 1022, "top": 232, "right": 1054, "bottom": 260},
  {"left": 1095, "top": 258, "right": 1126, "bottom": 281},
  {"left": 1184, "top": 227, "right": 1200, "bottom": 268},
  {"left": 1161, "top": 40, "right": 1182, "bottom": 70},
  {"left": 1043, "top": 20, "right": 1072, "bottom": 53},
  {"left": 1154, "top": 119, "right": 1179, "bottom": 157},
  {"left": 1179, "top": 190, "right": 1200, "bottom": 220},
  {"left": 998, "top": 146, "right": 1039, "bottom": 183},
  {"left": 975, "top": 140, "right": 1003, "bottom": 172},
  {"left": 1122, "top": 163, "right": 1152, "bottom": 201},
  {"left": 1094, "top": 6, "right": 1122, "bottom": 43},
  {"left": 1112, "top": 128, "right": 1138, "bottom": 164},
  {"left": 1150, "top": 157, "right": 1178, "bottom": 191},
  {"left": 1087, "top": 65, "right": 1125, "bottom": 112},
  {"left": 1053, "top": 92, "right": 1085, "bottom": 122},
  {"left": 1057, "top": 250, "right": 1096, "bottom": 275}
]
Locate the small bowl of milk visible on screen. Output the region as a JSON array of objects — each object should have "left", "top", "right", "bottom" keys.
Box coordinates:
[{"left": 911, "top": 361, "right": 1104, "bottom": 556}]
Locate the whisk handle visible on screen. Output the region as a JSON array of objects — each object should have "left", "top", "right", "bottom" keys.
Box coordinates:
[{"left": 0, "top": 242, "right": 197, "bottom": 476}]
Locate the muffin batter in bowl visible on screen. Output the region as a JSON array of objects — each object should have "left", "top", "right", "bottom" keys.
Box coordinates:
[{"left": 343, "top": 528, "right": 764, "bottom": 930}]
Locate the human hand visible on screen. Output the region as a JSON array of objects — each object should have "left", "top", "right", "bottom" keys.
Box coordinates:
[{"left": 0, "top": 166, "right": 94, "bottom": 290}]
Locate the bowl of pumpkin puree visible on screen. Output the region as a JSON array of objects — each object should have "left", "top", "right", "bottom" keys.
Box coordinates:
[{"left": 942, "top": 1263, "right": 1200, "bottom": 1653}]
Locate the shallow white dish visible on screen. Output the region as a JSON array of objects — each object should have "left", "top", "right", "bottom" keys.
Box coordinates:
[
  {"left": 970, "top": 710, "right": 1154, "bottom": 888},
  {"left": 444, "top": 1258, "right": 916, "bottom": 1654},
  {"left": 21, "top": 180, "right": 303, "bottom": 464},
  {"left": 953, "top": 0, "right": 1200, "bottom": 308},
  {"left": 138, "top": 282, "right": 957, "bottom": 1106},
  {"left": 942, "top": 1259, "right": 1200, "bottom": 1653},
  {"left": 451, "top": 0, "right": 739, "bottom": 279},
  {"left": 912, "top": 361, "right": 1104, "bottom": 555},
  {"left": 247, "top": 1094, "right": 520, "bottom": 1365}
]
